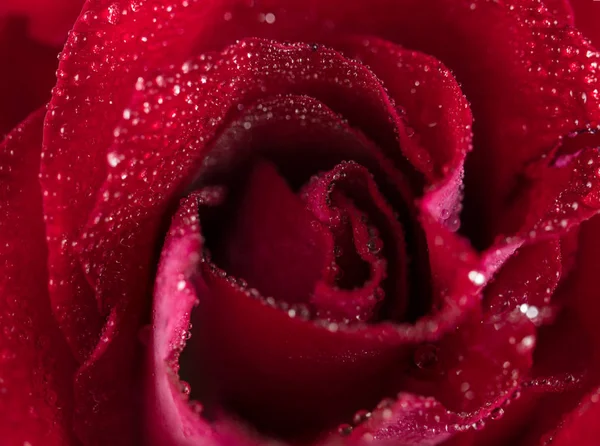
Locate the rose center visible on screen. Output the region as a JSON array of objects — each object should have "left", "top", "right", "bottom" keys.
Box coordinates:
[{"left": 175, "top": 93, "right": 432, "bottom": 439}]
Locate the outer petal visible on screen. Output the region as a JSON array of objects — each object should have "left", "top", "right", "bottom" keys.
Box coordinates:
[
  {"left": 328, "top": 392, "right": 504, "bottom": 446},
  {"left": 538, "top": 386, "right": 600, "bottom": 446},
  {"left": 0, "top": 110, "right": 77, "bottom": 445},
  {"left": 0, "top": 0, "right": 83, "bottom": 44},
  {"left": 541, "top": 0, "right": 574, "bottom": 25},
  {"left": 564, "top": 216, "right": 600, "bottom": 349},
  {"left": 570, "top": 0, "right": 600, "bottom": 48},
  {"left": 334, "top": 36, "right": 473, "bottom": 187},
  {"left": 0, "top": 19, "right": 61, "bottom": 137}
]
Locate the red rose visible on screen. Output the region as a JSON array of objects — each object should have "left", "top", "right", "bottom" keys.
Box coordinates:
[{"left": 2, "top": 1, "right": 600, "bottom": 445}]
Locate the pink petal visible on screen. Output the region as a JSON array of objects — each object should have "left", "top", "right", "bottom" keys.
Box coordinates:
[
  {"left": 328, "top": 392, "right": 501, "bottom": 446},
  {"left": 147, "top": 192, "right": 222, "bottom": 446}
]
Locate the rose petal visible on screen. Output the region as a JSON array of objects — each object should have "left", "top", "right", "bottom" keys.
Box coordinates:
[
  {"left": 570, "top": 0, "right": 600, "bottom": 48},
  {"left": 334, "top": 36, "right": 473, "bottom": 188},
  {"left": 188, "top": 264, "right": 413, "bottom": 440},
  {"left": 41, "top": 0, "right": 213, "bottom": 359},
  {"left": 542, "top": 0, "right": 574, "bottom": 25},
  {"left": 478, "top": 137, "right": 600, "bottom": 286},
  {"left": 530, "top": 309, "right": 592, "bottom": 382},
  {"left": 483, "top": 241, "right": 562, "bottom": 316},
  {"left": 0, "top": 0, "right": 82, "bottom": 45},
  {"left": 329, "top": 392, "right": 498, "bottom": 446},
  {"left": 301, "top": 161, "right": 407, "bottom": 322},
  {"left": 510, "top": 381, "right": 598, "bottom": 445},
  {"left": 146, "top": 193, "right": 220, "bottom": 446},
  {"left": 538, "top": 386, "right": 600, "bottom": 446},
  {"left": 0, "top": 19, "right": 62, "bottom": 136},
  {"left": 184, "top": 224, "right": 486, "bottom": 442},
  {"left": 495, "top": 133, "right": 600, "bottom": 239},
  {"left": 0, "top": 110, "right": 76, "bottom": 445},
  {"left": 404, "top": 308, "right": 536, "bottom": 413},
  {"left": 560, "top": 215, "right": 600, "bottom": 348},
  {"left": 214, "top": 160, "right": 332, "bottom": 306},
  {"left": 310, "top": 193, "right": 389, "bottom": 323}
]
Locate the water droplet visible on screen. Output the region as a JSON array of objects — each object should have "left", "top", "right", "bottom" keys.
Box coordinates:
[
  {"left": 180, "top": 381, "right": 191, "bottom": 395},
  {"left": 490, "top": 407, "right": 505, "bottom": 420},
  {"left": 105, "top": 3, "right": 121, "bottom": 25},
  {"left": 107, "top": 152, "right": 122, "bottom": 167},
  {"left": 468, "top": 270, "right": 485, "bottom": 286},
  {"left": 414, "top": 344, "right": 439, "bottom": 370},
  {"left": 376, "top": 398, "right": 395, "bottom": 409},
  {"left": 338, "top": 424, "right": 353, "bottom": 436},
  {"left": 472, "top": 419, "right": 486, "bottom": 431},
  {"left": 352, "top": 410, "right": 371, "bottom": 425},
  {"left": 265, "top": 12, "right": 276, "bottom": 24}
]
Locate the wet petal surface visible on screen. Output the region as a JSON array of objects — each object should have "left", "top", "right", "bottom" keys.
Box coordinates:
[{"left": 0, "top": 111, "right": 76, "bottom": 445}]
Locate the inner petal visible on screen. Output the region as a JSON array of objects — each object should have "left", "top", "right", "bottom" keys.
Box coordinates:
[
  {"left": 211, "top": 157, "right": 407, "bottom": 325},
  {"left": 212, "top": 160, "right": 332, "bottom": 305},
  {"left": 310, "top": 193, "right": 387, "bottom": 323},
  {"left": 193, "top": 93, "right": 426, "bottom": 324},
  {"left": 302, "top": 161, "right": 410, "bottom": 323}
]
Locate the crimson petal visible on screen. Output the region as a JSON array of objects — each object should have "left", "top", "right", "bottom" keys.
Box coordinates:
[
  {"left": 0, "top": 0, "right": 82, "bottom": 44},
  {"left": 0, "top": 110, "right": 77, "bottom": 445},
  {"left": 541, "top": 0, "right": 574, "bottom": 25},
  {"left": 334, "top": 36, "right": 473, "bottom": 187},
  {"left": 0, "top": 19, "right": 63, "bottom": 137},
  {"left": 538, "top": 386, "right": 600, "bottom": 446},
  {"left": 570, "top": 0, "right": 600, "bottom": 48},
  {"left": 188, "top": 263, "right": 421, "bottom": 440},
  {"left": 328, "top": 392, "right": 499, "bottom": 446},
  {"left": 302, "top": 161, "right": 407, "bottom": 322},
  {"left": 483, "top": 241, "right": 562, "bottom": 316},
  {"left": 309, "top": 192, "right": 388, "bottom": 323},
  {"left": 214, "top": 160, "right": 332, "bottom": 306}
]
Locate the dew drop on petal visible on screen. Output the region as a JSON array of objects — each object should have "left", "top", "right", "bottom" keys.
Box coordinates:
[
  {"left": 468, "top": 270, "right": 485, "bottom": 285},
  {"left": 338, "top": 424, "right": 353, "bottom": 436},
  {"left": 490, "top": 407, "right": 505, "bottom": 420}
]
